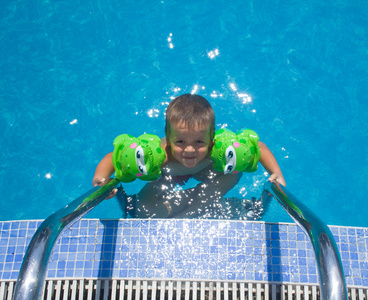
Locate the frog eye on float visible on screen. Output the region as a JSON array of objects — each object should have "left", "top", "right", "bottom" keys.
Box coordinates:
[
  {"left": 224, "top": 145, "right": 236, "bottom": 174},
  {"left": 135, "top": 146, "right": 147, "bottom": 175}
]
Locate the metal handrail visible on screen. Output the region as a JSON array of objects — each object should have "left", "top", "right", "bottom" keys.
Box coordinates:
[
  {"left": 14, "top": 178, "right": 348, "bottom": 300},
  {"left": 263, "top": 181, "right": 348, "bottom": 300},
  {"left": 13, "top": 178, "right": 120, "bottom": 300}
]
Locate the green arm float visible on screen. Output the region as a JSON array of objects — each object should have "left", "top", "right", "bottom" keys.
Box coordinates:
[
  {"left": 112, "top": 133, "right": 166, "bottom": 183},
  {"left": 210, "top": 128, "right": 261, "bottom": 174}
]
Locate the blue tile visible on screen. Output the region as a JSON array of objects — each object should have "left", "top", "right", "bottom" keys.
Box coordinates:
[
  {"left": 307, "top": 258, "right": 316, "bottom": 268},
  {"left": 19, "top": 222, "right": 28, "bottom": 229},
  {"left": 358, "top": 244, "right": 366, "bottom": 252},
  {"left": 349, "top": 244, "right": 358, "bottom": 252},
  {"left": 297, "top": 233, "right": 306, "bottom": 241},
  {"left": 74, "top": 269, "right": 83, "bottom": 277},
  {"left": 330, "top": 227, "right": 339, "bottom": 235},
  {"left": 272, "top": 257, "right": 281, "bottom": 265},
  {"left": 280, "top": 240, "right": 288, "bottom": 248},
  {"left": 357, "top": 229, "right": 364, "bottom": 237},
  {"left": 236, "top": 222, "right": 244, "bottom": 230},
  {"left": 271, "top": 232, "right": 279, "bottom": 240},
  {"left": 69, "top": 244, "right": 77, "bottom": 253},
  {"left": 1, "top": 220, "right": 367, "bottom": 286},
  {"left": 8, "top": 239, "right": 17, "bottom": 246},
  {"left": 14, "top": 254, "right": 23, "bottom": 262},
  {"left": 350, "top": 252, "right": 359, "bottom": 260},
  {"left": 273, "top": 273, "right": 281, "bottom": 282},
  {"left": 353, "top": 277, "right": 362, "bottom": 286},
  {"left": 60, "top": 244, "right": 68, "bottom": 252},
  {"left": 349, "top": 236, "right": 357, "bottom": 244},
  {"left": 361, "top": 262, "right": 368, "bottom": 270},
  {"left": 279, "top": 232, "right": 287, "bottom": 240},
  {"left": 4, "top": 262, "right": 13, "bottom": 271},
  {"left": 340, "top": 235, "right": 348, "bottom": 244},
  {"left": 253, "top": 239, "right": 262, "bottom": 247},
  {"left": 299, "top": 258, "right": 307, "bottom": 266},
  {"left": 254, "top": 247, "right": 263, "bottom": 255},
  {"left": 0, "top": 239, "right": 8, "bottom": 247},
  {"left": 297, "top": 241, "right": 306, "bottom": 250},
  {"left": 228, "top": 222, "right": 236, "bottom": 230},
  {"left": 175, "top": 220, "right": 184, "bottom": 229},
  {"left": 339, "top": 227, "right": 347, "bottom": 235},
  {"left": 309, "top": 274, "right": 318, "bottom": 283},
  {"left": 348, "top": 228, "right": 356, "bottom": 235},
  {"left": 351, "top": 261, "right": 360, "bottom": 269},
  {"left": 16, "top": 230, "right": 25, "bottom": 239},
  {"left": 271, "top": 248, "right": 280, "bottom": 257},
  {"left": 280, "top": 248, "right": 288, "bottom": 256},
  {"left": 227, "top": 272, "right": 236, "bottom": 280},
  {"left": 340, "top": 243, "right": 349, "bottom": 251},
  {"left": 270, "top": 241, "right": 280, "bottom": 250},
  {"left": 2, "top": 223, "right": 10, "bottom": 230},
  {"left": 296, "top": 226, "right": 304, "bottom": 233},
  {"left": 244, "top": 223, "right": 253, "bottom": 230},
  {"left": 47, "top": 270, "right": 56, "bottom": 277},
  {"left": 282, "top": 273, "right": 290, "bottom": 281},
  {"left": 300, "top": 274, "right": 308, "bottom": 283}
]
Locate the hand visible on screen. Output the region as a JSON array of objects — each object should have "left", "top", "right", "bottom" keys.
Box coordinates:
[
  {"left": 92, "top": 177, "right": 118, "bottom": 199},
  {"left": 268, "top": 172, "right": 286, "bottom": 187}
]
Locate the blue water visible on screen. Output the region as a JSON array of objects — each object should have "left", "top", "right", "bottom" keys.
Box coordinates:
[{"left": 1, "top": 0, "right": 367, "bottom": 227}]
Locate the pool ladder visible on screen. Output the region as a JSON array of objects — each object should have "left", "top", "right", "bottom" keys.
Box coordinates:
[{"left": 12, "top": 180, "right": 348, "bottom": 300}]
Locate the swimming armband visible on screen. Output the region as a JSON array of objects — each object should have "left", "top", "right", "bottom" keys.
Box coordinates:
[
  {"left": 211, "top": 128, "right": 261, "bottom": 174},
  {"left": 112, "top": 133, "right": 166, "bottom": 182}
]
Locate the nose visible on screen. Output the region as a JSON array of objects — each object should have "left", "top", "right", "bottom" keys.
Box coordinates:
[{"left": 185, "top": 145, "right": 195, "bottom": 153}]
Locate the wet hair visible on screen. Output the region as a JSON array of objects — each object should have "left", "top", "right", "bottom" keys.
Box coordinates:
[{"left": 165, "top": 94, "right": 215, "bottom": 139}]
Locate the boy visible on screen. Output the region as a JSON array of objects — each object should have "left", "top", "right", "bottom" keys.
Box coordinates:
[{"left": 93, "top": 94, "right": 285, "bottom": 218}]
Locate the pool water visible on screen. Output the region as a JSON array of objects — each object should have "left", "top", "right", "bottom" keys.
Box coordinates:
[{"left": 1, "top": 0, "right": 368, "bottom": 227}]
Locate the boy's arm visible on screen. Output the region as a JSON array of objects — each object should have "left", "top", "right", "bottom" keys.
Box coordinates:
[
  {"left": 258, "top": 141, "right": 286, "bottom": 186},
  {"left": 92, "top": 152, "right": 115, "bottom": 186},
  {"left": 92, "top": 152, "right": 118, "bottom": 198}
]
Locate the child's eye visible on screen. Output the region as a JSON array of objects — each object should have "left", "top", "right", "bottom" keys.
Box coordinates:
[
  {"left": 175, "top": 140, "right": 184, "bottom": 144},
  {"left": 196, "top": 140, "right": 204, "bottom": 144}
]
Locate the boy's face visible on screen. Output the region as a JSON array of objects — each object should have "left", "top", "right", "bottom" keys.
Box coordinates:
[{"left": 168, "top": 121, "right": 212, "bottom": 168}]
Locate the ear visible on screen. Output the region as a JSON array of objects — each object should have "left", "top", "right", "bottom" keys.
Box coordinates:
[{"left": 162, "top": 137, "right": 170, "bottom": 147}]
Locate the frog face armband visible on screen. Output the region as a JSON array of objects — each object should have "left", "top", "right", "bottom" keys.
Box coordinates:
[
  {"left": 112, "top": 134, "right": 166, "bottom": 182},
  {"left": 211, "top": 128, "right": 261, "bottom": 174}
]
